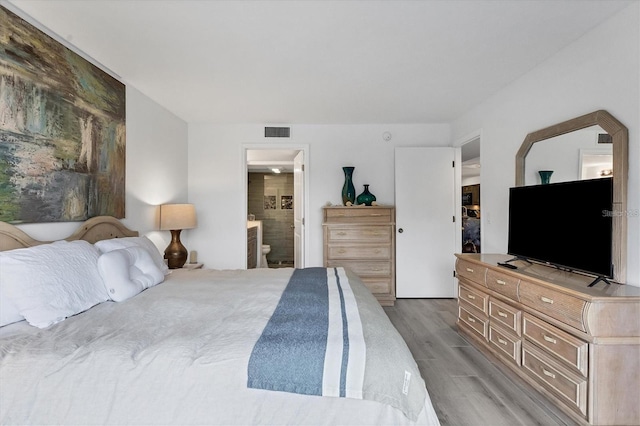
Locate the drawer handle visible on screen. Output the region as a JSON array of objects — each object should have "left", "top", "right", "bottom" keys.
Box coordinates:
[
  {"left": 466, "top": 294, "right": 476, "bottom": 300},
  {"left": 371, "top": 268, "right": 384, "bottom": 272},
  {"left": 338, "top": 249, "right": 347, "bottom": 254},
  {"left": 497, "top": 338, "right": 508, "bottom": 346},
  {"left": 542, "top": 368, "right": 556, "bottom": 379},
  {"left": 467, "top": 316, "right": 476, "bottom": 323},
  {"left": 466, "top": 267, "right": 474, "bottom": 273},
  {"left": 498, "top": 311, "right": 508, "bottom": 318},
  {"left": 540, "top": 296, "right": 554, "bottom": 304},
  {"left": 543, "top": 335, "right": 557, "bottom": 344},
  {"left": 337, "top": 231, "right": 347, "bottom": 236},
  {"left": 369, "top": 214, "right": 383, "bottom": 217},
  {"left": 374, "top": 249, "right": 381, "bottom": 254},
  {"left": 496, "top": 279, "right": 506, "bottom": 285}
]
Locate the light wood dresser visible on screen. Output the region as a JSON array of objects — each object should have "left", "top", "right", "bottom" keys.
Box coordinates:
[
  {"left": 323, "top": 206, "right": 395, "bottom": 306},
  {"left": 455, "top": 253, "right": 640, "bottom": 425}
]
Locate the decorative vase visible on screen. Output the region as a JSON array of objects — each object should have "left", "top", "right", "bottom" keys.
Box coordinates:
[
  {"left": 356, "top": 184, "right": 376, "bottom": 206},
  {"left": 539, "top": 170, "right": 554, "bottom": 185},
  {"left": 341, "top": 166, "right": 356, "bottom": 205}
]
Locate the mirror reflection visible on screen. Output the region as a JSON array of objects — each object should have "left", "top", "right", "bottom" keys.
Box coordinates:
[{"left": 524, "top": 125, "right": 612, "bottom": 185}]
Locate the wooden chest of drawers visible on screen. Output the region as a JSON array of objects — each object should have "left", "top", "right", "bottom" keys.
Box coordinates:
[
  {"left": 323, "top": 206, "right": 395, "bottom": 306},
  {"left": 455, "top": 253, "right": 640, "bottom": 425}
]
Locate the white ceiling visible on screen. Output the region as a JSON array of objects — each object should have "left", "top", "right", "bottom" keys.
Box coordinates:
[
  {"left": 5, "top": 0, "right": 633, "bottom": 124},
  {"left": 461, "top": 137, "right": 481, "bottom": 179}
]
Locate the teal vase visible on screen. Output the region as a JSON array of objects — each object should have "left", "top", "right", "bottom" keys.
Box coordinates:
[
  {"left": 356, "top": 184, "right": 376, "bottom": 206},
  {"left": 341, "top": 166, "right": 356, "bottom": 205},
  {"left": 342, "top": 167, "right": 356, "bottom": 206},
  {"left": 539, "top": 170, "right": 553, "bottom": 185}
]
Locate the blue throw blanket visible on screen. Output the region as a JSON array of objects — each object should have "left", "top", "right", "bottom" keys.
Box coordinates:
[{"left": 247, "top": 267, "right": 366, "bottom": 398}]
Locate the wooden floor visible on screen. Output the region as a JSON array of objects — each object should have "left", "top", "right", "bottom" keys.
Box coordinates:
[{"left": 384, "top": 299, "right": 577, "bottom": 426}]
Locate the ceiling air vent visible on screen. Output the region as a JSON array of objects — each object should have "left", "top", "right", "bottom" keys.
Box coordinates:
[
  {"left": 265, "top": 127, "right": 290, "bottom": 138},
  {"left": 598, "top": 133, "right": 612, "bottom": 144}
]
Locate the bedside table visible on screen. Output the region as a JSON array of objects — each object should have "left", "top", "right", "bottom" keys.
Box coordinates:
[{"left": 182, "top": 263, "right": 204, "bottom": 270}]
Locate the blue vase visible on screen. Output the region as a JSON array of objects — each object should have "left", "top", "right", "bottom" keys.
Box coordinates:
[
  {"left": 539, "top": 170, "right": 554, "bottom": 185},
  {"left": 356, "top": 184, "right": 376, "bottom": 206},
  {"left": 341, "top": 166, "right": 356, "bottom": 205}
]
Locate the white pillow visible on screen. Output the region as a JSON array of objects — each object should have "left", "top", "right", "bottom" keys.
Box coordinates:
[
  {"left": 0, "top": 288, "right": 24, "bottom": 327},
  {"left": 97, "top": 247, "right": 165, "bottom": 302},
  {"left": 0, "top": 240, "right": 108, "bottom": 329},
  {"left": 95, "top": 236, "right": 169, "bottom": 275}
]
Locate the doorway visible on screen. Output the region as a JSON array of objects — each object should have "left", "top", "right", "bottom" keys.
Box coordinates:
[
  {"left": 244, "top": 147, "right": 308, "bottom": 269},
  {"left": 461, "top": 137, "right": 481, "bottom": 253}
]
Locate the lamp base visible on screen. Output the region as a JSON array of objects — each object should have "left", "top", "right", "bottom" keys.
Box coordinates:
[{"left": 164, "top": 229, "right": 188, "bottom": 269}]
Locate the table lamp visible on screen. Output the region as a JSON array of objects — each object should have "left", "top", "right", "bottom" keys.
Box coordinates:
[{"left": 159, "top": 203, "right": 197, "bottom": 269}]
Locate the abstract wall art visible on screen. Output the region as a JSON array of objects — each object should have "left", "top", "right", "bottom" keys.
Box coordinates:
[{"left": 0, "top": 6, "right": 125, "bottom": 223}]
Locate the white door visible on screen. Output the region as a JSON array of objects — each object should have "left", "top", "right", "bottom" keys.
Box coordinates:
[
  {"left": 293, "top": 151, "right": 304, "bottom": 268},
  {"left": 395, "top": 147, "right": 456, "bottom": 297}
]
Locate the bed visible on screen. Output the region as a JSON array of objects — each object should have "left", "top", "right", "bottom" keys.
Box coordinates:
[{"left": 0, "top": 216, "right": 440, "bottom": 425}]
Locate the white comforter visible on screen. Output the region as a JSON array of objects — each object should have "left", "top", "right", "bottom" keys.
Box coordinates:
[{"left": 0, "top": 268, "right": 439, "bottom": 425}]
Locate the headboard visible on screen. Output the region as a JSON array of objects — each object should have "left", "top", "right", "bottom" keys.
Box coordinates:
[{"left": 0, "top": 216, "right": 139, "bottom": 252}]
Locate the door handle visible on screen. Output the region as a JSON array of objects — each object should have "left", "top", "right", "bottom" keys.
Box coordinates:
[{"left": 398, "top": 228, "right": 404, "bottom": 233}]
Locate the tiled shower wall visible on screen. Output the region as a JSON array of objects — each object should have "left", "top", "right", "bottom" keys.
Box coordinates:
[{"left": 247, "top": 172, "right": 294, "bottom": 265}]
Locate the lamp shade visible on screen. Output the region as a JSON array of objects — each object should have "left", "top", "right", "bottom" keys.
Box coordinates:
[{"left": 159, "top": 204, "right": 197, "bottom": 230}]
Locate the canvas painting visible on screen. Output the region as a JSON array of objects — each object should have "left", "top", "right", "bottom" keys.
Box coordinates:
[
  {"left": 280, "top": 195, "right": 293, "bottom": 209},
  {"left": 264, "top": 196, "right": 276, "bottom": 210},
  {"left": 0, "top": 6, "right": 125, "bottom": 223}
]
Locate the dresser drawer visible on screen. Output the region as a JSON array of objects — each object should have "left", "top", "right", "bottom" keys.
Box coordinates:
[
  {"left": 326, "top": 244, "right": 391, "bottom": 260},
  {"left": 489, "top": 298, "right": 521, "bottom": 336},
  {"left": 519, "top": 281, "right": 588, "bottom": 332},
  {"left": 486, "top": 269, "right": 519, "bottom": 300},
  {"left": 522, "top": 341, "right": 587, "bottom": 417},
  {"left": 459, "top": 284, "right": 488, "bottom": 314},
  {"left": 326, "top": 226, "right": 391, "bottom": 243},
  {"left": 360, "top": 277, "right": 392, "bottom": 294},
  {"left": 459, "top": 304, "right": 488, "bottom": 340},
  {"left": 326, "top": 260, "right": 390, "bottom": 277},
  {"left": 523, "top": 313, "right": 588, "bottom": 376},
  {"left": 324, "top": 208, "right": 392, "bottom": 223},
  {"left": 489, "top": 324, "right": 521, "bottom": 365},
  {"left": 456, "top": 259, "right": 487, "bottom": 285}
]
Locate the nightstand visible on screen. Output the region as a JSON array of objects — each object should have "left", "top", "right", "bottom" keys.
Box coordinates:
[{"left": 182, "top": 263, "right": 204, "bottom": 270}]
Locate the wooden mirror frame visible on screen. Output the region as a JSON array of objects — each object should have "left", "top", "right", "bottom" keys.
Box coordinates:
[{"left": 515, "top": 110, "right": 628, "bottom": 283}]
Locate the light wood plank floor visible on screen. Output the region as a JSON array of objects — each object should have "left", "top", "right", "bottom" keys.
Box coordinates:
[{"left": 384, "top": 299, "right": 577, "bottom": 426}]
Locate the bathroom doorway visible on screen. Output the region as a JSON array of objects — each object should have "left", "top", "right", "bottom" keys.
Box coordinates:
[{"left": 244, "top": 147, "right": 308, "bottom": 269}]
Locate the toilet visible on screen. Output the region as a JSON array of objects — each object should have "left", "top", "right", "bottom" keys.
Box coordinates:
[{"left": 260, "top": 244, "right": 271, "bottom": 268}]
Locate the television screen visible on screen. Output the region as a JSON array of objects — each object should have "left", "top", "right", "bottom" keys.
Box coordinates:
[{"left": 508, "top": 178, "right": 613, "bottom": 278}]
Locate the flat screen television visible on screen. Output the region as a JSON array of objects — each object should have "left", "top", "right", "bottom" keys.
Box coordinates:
[{"left": 507, "top": 177, "right": 613, "bottom": 280}]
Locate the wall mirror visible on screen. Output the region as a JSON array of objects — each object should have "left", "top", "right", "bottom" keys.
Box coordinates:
[
  {"left": 515, "top": 110, "right": 628, "bottom": 282},
  {"left": 523, "top": 125, "right": 612, "bottom": 185}
]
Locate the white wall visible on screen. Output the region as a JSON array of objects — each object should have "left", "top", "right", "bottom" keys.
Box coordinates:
[
  {"left": 120, "top": 87, "right": 189, "bottom": 251},
  {"left": 187, "top": 124, "right": 450, "bottom": 269},
  {"left": 452, "top": 3, "right": 640, "bottom": 285},
  {"left": 15, "top": 86, "right": 189, "bottom": 251}
]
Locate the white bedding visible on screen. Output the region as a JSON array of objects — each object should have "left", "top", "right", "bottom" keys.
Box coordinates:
[{"left": 0, "top": 268, "right": 440, "bottom": 425}]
